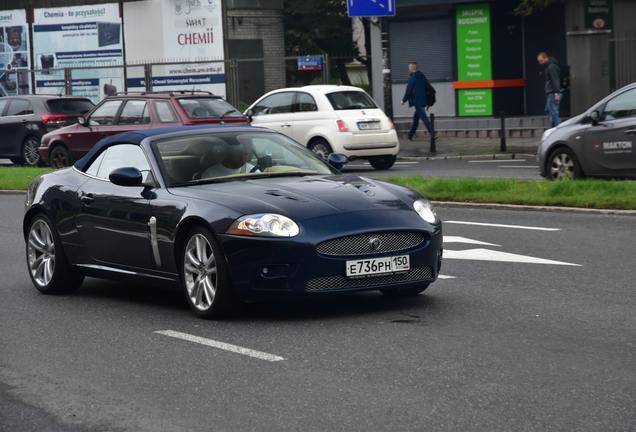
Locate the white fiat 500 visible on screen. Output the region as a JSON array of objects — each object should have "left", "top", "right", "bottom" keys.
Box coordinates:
[{"left": 245, "top": 85, "right": 399, "bottom": 170}]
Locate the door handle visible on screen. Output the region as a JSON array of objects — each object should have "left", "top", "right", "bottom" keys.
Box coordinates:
[
  {"left": 80, "top": 193, "right": 94, "bottom": 205},
  {"left": 100, "top": 133, "right": 107, "bottom": 136},
  {"left": 280, "top": 123, "right": 292, "bottom": 128},
  {"left": 625, "top": 129, "right": 636, "bottom": 135}
]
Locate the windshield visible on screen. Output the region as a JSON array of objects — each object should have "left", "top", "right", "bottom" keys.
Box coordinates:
[
  {"left": 178, "top": 97, "right": 244, "bottom": 119},
  {"left": 153, "top": 131, "right": 338, "bottom": 186},
  {"left": 326, "top": 91, "right": 378, "bottom": 110}
]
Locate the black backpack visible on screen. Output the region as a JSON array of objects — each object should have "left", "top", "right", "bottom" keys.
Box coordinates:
[
  {"left": 560, "top": 63, "right": 573, "bottom": 91},
  {"left": 426, "top": 82, "right": 436, "bottom": 106}
]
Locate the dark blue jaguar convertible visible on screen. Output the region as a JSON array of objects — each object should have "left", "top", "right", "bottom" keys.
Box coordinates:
[{"left": 24, "top": 125, "right": 443, "bottom": 318}]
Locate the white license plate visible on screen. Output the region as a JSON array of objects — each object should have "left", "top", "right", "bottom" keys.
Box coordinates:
[
  {"left": 358, "top": 121, "right": 381, "bottom": 130},
  {"left": 346, "top": 255, "right": 410, "bottom": 278}
]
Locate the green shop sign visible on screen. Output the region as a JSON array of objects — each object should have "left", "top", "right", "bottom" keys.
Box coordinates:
[{"left": 456, "top": 3, "right": 492, "bottom": 116}]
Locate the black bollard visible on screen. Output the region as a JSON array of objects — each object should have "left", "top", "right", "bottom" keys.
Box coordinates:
[
  {"left": 500, "top": 111, "right": 507, "bottom": 152},
  {"left": 430, "top": 113, "right": 436, "bottom": 154}
]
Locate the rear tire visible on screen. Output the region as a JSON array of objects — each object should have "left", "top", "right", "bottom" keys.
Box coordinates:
[
  {"left": 50, "top": 146, "right": 72, "bottom": 168},
  {"left": 181, "top": 226, "right": 243, "bottom": 319},
  {"left": 309, "top": 139, "right": 332, "bottom": 159},
  {"left": 380, "top": 283, "right": 429, "bottom": 297},
  {"left": 369, "top": 154, "right": 396, "bottom": 170},
  {"left": 23, "top": 137, "right": 43, "bottom": 167},
  {"left": 26, "top": 214, "right": 84, "bottom": 294}
]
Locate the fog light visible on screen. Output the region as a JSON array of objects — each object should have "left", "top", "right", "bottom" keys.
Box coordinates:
[{"left": 262, "top": 267, "right": 269, "bottom": 274}]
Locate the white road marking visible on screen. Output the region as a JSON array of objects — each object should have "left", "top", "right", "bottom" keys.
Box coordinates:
[
  {"left": 444, "top": 248, "right": 581, "bottom": 266},
  {"left": 156, "top": 330, "right": 285, "bottom": 362},
  {"left": 438, "top": 275, "right": 456, "bottom": 279},
  {"left": 443, "top": 236, "right": 500, "bottom": 247},
  {"left": 497, "top": 166, "right": 539, "bottom": 169},
  {"left": 469, "top": 159, "right": 527, "bottom": 163},
  {"left": 445, "top": 221, "right": 561, "bottom": 231}
]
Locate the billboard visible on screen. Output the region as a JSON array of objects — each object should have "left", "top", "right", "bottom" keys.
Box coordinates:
[
  {"left": 456, "top": 3, "right": 493, "bottom": 116},
  {"left": 33, "top": 3, "right": 124, "bottom": 102},
  {"left": 0, "top": 9, "right": 31, "bottom": 96},
  {"left": 124, "top": 0, "right": 226, "bottom": 97}
]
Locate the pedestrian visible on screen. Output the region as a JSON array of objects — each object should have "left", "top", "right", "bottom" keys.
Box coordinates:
[
  {"left": 400, "top": 62, "right": 434, "bottom": 141},
  {"left": 537, "top": 52, "right": 562, "bottom": 127}
]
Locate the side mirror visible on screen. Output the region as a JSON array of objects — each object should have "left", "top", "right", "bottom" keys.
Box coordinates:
[
  {"left": 245, "top": 108, "right": 254, "bottom": 123},
  {"left": 590, "top": 110, "right": 600, "bottom": 126},
  {"left": 78, "top": 116, "right": 87, "bottom": 126},
  {"left": 328, "top": 153, "right": 348, "bottom": 171},
  {"left": 109, "top": 167, "right": 143, "bottom": 186}
]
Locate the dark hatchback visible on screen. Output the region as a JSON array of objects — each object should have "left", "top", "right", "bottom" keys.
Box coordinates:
[
  {"left": 39, "top": 91, "right": 250, "bottom": 168},
  {"left": 0, "top": 95, "right": 94, "bottom": 166}
]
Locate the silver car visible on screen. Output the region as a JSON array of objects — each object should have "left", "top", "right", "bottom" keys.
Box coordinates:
[{"left": 538, "top": 82, "right": 636, "bottom": 180}]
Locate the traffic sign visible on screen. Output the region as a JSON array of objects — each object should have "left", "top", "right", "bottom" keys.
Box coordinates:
[{"left": 347, "top": 0, "right": 396, "bottom": 17}]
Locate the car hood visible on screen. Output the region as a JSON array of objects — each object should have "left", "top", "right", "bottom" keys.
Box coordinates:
[{"left": 168, "top": 174, "right": 419, "bottom": 221}]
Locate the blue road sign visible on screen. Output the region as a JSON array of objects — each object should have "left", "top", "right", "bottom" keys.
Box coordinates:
[
  {"left": 298, "top": 57, "right": 323, "bottom": 71},
  {"left": 347, "top": 0, "right": 396, "bottom": 17}
]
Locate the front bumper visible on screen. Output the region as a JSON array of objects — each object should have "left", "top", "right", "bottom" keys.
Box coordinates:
[{"left": 218, "top": 209, "right": 442, "bottom": 299}]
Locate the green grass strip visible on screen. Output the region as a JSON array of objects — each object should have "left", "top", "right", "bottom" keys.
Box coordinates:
[
  {"left": 0, "top": 167, "right": 54, "bottom": 191},
  {"left": 384, "top": 176, "right": 636, "bottom": 210}
]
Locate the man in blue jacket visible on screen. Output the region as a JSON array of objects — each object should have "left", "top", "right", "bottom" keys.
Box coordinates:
[
  {"left": 538, "top": 52, "right": 562, "bottom": 127},
  {"left": 401, "top": 62, "right": 433, "bottom": 141}
]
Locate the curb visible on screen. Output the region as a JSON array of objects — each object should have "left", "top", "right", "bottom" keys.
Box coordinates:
[{"left": 399, "top": 153, "right": 537, "bottom": 161}]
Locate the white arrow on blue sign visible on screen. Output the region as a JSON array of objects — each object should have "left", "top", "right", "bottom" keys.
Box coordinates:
[{"left": 347, "top": 0, "right": 396, "bottom": 17}]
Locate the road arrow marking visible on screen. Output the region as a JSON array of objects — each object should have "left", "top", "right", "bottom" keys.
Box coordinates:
[
  {"left": 443, "top": 248, "right": 581, "bottom": 266},
  {"left": 444, "top": 236, "right": 500, "bottom": 247}
]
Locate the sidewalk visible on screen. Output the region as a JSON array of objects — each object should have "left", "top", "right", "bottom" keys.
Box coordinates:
[{"left": 396, "top": 134, "right": 539, "bottom": 159}]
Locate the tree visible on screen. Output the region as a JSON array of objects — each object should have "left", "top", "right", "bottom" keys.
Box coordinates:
[{"left": 514, "top": 0, "right": 564, "bottom": 16}]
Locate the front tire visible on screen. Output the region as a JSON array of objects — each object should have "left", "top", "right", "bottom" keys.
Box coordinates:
[
  {"left": 380, "top": 283, "right": 429, "bottom": 297},
  {"left": 50, "top": 146, "right": 72, "bottom": 168},
  {"left": 309, "top": 139, "right": 332, "bottom": 159},
  {"left": 181, "top": 226, "right": 243, "bottom": 319},
  {"left": 547, "top": 148, "right": 582, "bottom": 180},
  {"left": 369, "top": 154, "right": 396, "bottom": 170},
  {"left": 26, "top": 214, "right": 84, "bottom": 294}
]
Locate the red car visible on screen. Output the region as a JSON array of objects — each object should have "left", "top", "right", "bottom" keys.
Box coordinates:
[{"left": 39, "top": 91, "right": 250, "bottom": 167}]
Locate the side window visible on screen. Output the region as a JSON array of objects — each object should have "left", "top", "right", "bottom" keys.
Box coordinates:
[
  {"left": 6, "top": 99, "right": 33, "bottom": 116},
  {"left": 92, "top": 144, "right": 151, "bottom": 180},
  {"left": 154, "top": 101, "right": 178, "bottom": 123},
  {"left": 297, "top": 93, "right": 318, "bottom": 112},
  {"left": 603, "top": 88, "right": 636, "bottom": 120},
  {"left": 89, "top": 100, "right": 123, "bottom": 126},
  {"left": 252, "top": 92, "right": 294, "bottom": 116},
  {"left": 0, "top": 99, "right": 9, "bottom": 116},
  {"left": 116, "top": 100, "right": 150, "bottom": 125}
]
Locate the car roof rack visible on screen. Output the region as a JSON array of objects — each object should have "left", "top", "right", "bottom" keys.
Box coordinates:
[{"left": 113, "top": 90, "right": 217, "bottom": 96}]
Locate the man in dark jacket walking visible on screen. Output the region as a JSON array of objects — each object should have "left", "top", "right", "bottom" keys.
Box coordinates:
[
  {"left": 538, "top": 52, "right": 562, "bottom": 127},
  {"left": 401, "top": 62, "right": 433, "bottom": 141}
]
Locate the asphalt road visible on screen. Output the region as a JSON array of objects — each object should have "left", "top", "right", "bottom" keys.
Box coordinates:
[
  {"left": 1, "top": 193, "right": 635, "bottom": 431},
  {"left": 343, "top": 157, "right": 542, "bottom": 180}
]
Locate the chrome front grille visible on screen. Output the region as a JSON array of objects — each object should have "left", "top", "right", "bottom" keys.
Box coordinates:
[
  {"left": 316, "top": 232, "right": 426, "bottom": 256},
  {"left": 306, "top": 266, "right": 433, "bottom": 292}
]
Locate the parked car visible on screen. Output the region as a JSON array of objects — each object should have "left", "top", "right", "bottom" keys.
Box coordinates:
[
  {"left": 39, "top": 91, "right": 249, "bottom": 168},
  {"left": 245, "top": 85, "right": 400, "bottom": 170},
  {"left": 539, "top": 82, "right": 636, "bottom": 180},
  {"left": 0, "top": 95, "right": 94, "bottom": 166},
  {"left": 24, "top": 125, "right": 442, "bottom": 319}
]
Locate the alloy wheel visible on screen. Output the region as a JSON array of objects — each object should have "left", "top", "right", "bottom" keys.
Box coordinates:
[
  {"left": 27, "top": 219, "right": 55, "bottom": 287},
  {"left": 183, "top": 233, "right": 218, "bottom": 311}
]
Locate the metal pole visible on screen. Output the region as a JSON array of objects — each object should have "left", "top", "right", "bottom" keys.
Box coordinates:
[
  {"left": 430, "top": 113, "right": 436, "bottom": 153},
  {"left": 500, "top": 111, "right": 507, "bottom": 152},
  {"left": 380, "top": 17, "right": 393, "bottom": 120},
  {"left": 64, "top": 68, "right": 72, "bottom": 95}
]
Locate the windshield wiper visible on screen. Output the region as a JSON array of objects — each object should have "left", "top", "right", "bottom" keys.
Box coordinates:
[{"left": 221, "top": 109, "right": 237, "bottom": 119}]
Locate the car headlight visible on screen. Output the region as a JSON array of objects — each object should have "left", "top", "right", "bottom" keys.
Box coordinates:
[
  {"left": 414, "top": 199, "right": 438, "bottom": 223},
  {"left": 227, "top": 214, "right": 300, "bottom": 237},
  {"left": 541, "top": 127, "right": 556, "bottom": 142}
]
